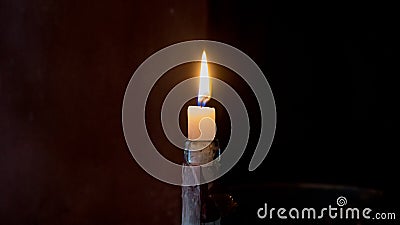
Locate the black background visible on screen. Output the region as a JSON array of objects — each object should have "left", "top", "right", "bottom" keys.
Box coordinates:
[{"left": 1, "top": 0, "right": 398, "bottom": 224}]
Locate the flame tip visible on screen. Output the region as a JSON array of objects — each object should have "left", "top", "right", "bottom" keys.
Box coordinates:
[{"left": 202, "top": 51, "right": 207, "bottom": 61}]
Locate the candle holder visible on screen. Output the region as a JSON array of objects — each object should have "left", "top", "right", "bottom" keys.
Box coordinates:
[
  {"left": 182, "top": 140, "right": 221, "bottom": 225},
  {"left": 184, "top": 140, "right": 220, "bottom": 166}
]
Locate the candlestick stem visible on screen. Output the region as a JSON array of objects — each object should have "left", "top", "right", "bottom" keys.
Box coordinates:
[{"left": 182, "top": 140, "right": 220, "bottom": 225}]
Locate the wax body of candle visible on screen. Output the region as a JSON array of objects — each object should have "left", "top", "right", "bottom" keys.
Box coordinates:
[{"left": 187, "top": 106, "right": 215, "bottom": 141}]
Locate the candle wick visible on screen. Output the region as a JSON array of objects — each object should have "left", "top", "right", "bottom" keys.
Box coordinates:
[{"left": 198, "top": 95, "right": 210, "bottom": 107}]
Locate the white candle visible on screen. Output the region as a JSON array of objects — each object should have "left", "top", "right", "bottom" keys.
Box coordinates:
[
  {"left": 188, "top": 106, "right": 215, "bottom": 140},
  {"left": 187, "top": 51, "right": 216, "bottom": 141}
]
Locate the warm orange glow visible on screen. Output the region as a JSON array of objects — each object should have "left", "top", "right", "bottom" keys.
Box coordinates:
[{"left": 198, "top": 51, "right": 211, "bottom": 106}]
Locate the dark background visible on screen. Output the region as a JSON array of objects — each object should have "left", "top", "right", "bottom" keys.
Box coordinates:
[{"left": 1, "top": 0, "right": 398, "bottom": 224}]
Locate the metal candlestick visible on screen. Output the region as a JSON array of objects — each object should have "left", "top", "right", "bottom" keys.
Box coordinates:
[{"left": 182, "top": 140, "right": 221, "bottom": 225}]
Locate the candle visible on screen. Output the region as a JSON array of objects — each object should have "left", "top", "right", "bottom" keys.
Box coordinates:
[{"left": 187, "top": 51, "right": 216, "bottom": 141}]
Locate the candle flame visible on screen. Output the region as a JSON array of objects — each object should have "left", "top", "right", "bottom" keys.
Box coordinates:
[{"left": 198, "top": 51, "right": 211, "bottom": 106}]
